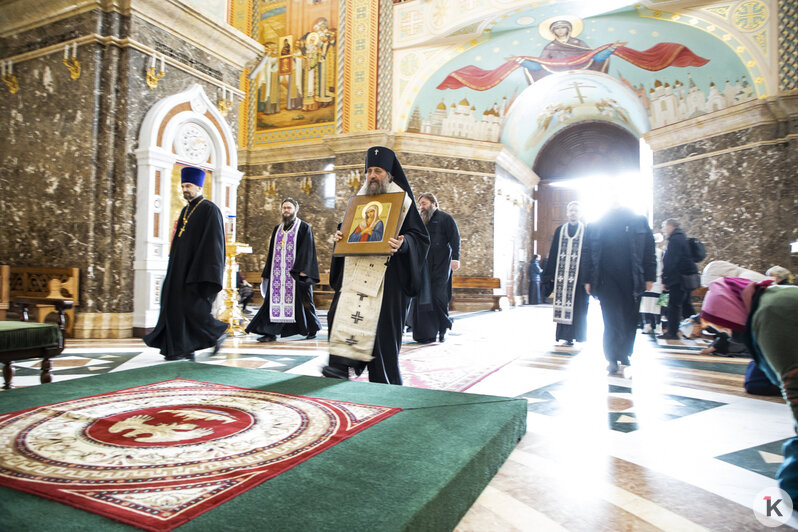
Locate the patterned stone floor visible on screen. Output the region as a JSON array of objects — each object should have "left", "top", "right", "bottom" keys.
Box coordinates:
[{"left": 5, "top": 303, "right": 797, "bottom": 530}]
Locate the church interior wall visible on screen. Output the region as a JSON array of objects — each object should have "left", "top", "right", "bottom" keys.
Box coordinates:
[
  {"left": 649, "top": 96, "right": 798, "bottom": 276},
  {"left": 236, "top": 146, "right": 503, "bottom": 281},
  {"left": 0, "top": 8, "right": 248, "bottom": 338}
]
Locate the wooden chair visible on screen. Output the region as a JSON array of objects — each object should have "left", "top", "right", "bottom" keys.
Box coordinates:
[
  {"left": 8, "top": 267, "right": 79, "bottom": 337},
  {"left": 0, "top": 297, "right": 73, "bottom": 389}
]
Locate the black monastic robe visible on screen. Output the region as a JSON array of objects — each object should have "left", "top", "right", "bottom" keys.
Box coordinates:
[
  {"left": 542, "top": 223, "right": 589, "bottom": 342},
  {"left": 407, "top": 208, "right": 460, "bottom": 342},
  {"left": 143, "top": 196, "right": 227, "bottom": 357},
  {"left": 245, "top": 220, "right": 321, "bottom": 338},
  {"left": 327, "top": 202, "right": 430, "bottom": 384}
]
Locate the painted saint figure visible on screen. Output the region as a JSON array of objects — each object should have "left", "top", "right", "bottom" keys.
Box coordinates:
[
  {"left": 348, "top": 203, "right": 385, "bottom": 243},
  {"left": 436, "top": 15, "right": 709, "bottom": 91}
]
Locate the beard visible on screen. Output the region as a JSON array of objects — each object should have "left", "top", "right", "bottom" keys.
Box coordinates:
[
  {"left": 365, "top": 179, "right": 389, "bottom": 196},
  {"left": 282, "top": 214, "right": 296, "bottom": 227},
  {"left": 420, "top": 208, "right": 432, "bottom": 225}
]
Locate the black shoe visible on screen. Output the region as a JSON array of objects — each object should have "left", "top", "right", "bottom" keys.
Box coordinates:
[
  {"left": 438, "top": 332, "right": 446, "bottom": 343},
  {"left": 212, "top": 333, "right": 228, "bottom": 355},
  {"left": 257, "top": 334, "right": 277, "bottom": 343},
  {"left": 564, "top": 340, "right": 574, "bottom": 346},
  {"left": 417, "top": 337, "right": 436, "bottom": 344},
  {"left": 321, "top": 365, "right": 349, "bottom": 380},
  {"left": 164, "top": 352, "right": 193, "bottom": 361},
  {"left": 306, "top": 333, "right": 317, "bottom": 340},
  {"left": 607, "top": 362, "right": 620, "bottom": 375}
]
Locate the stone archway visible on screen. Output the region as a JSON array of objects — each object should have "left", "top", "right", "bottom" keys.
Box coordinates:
[{"left": 132, "top": 84, "right": 242, "bottom": 335}]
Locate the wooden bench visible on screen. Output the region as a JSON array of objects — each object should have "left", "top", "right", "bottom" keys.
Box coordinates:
[
  {"left": 8, "top": 267, "right": 79, "bottom": 337},
  {"left": 244, "top": 271, "right": 264, "bottom": 307},
  {"left": 450, "top": 276, "right": 506, "bottom": 312},
  {"left": 314, "top": 272, "right": 334, "bottom": 310},
  {"left": 1, "top": 297, "right": 72, "bottom": 389}
]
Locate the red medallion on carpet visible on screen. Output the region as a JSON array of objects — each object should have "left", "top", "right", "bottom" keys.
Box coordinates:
[{"left": 0, "top": 379, "right": 400, "bottom": 531}]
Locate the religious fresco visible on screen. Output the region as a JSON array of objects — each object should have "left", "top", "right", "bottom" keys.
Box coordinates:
[
  {"left": 252, "top": 0, "right": 338, "bottom": 131},
  {"left": 405, "top": 8, "right": 756, "bottom": 152},
  {"left": 500, "top": 70, "right": 649, "bottom": 169}
]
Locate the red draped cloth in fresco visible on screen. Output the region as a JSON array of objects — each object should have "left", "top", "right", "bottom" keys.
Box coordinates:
[{"left": 436, "top": 42, "right": 709, "bottom": 91}]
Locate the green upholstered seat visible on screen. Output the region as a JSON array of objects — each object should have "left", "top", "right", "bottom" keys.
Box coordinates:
[{"left": 0, "top": 321, "right": 61, "bottom": 352}]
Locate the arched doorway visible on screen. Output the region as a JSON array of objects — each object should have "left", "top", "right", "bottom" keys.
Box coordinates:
[
  {"left": 499, "top": 70, "right": 650, "bottom": 263},
  {"left": 132, "top": 84, "right": 242, "bottom": 336},
  {"left": 534, "top": 122, "right": 641, "bottom": 259}
]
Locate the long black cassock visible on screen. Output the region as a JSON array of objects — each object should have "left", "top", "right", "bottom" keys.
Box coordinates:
[
  {"left": 144, "top": 196, "right": 227, "bottom": 358},
  {"left": 541, "top": 222, "right": 589, "bottom": 343},
  {"left": 245, "top": 220, "right": 321, "bottom": 338},
  {"left": 327, "top": 204, "right": 429, "bottom": 384},
  {"left": 407, "top": 208, "right": 460, "bottom": 342}
]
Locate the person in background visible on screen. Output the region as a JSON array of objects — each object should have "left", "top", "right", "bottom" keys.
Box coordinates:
[
  {"left": 528, "top": 254, "right": 543, "bottom": 305},
  {"left": 245, "top": 198, "right": 321, "bottom": 342},
  {"left": 541, "top": 201, "right": 589, "bottom": 346},
  {"left": 767, "top": 265, "right": 794, "bottom": 285},
  {"left": 407, "top": 192, "right": 460, "bottom": 343},
  {"left": 143, "top": 166, "right": 227, "bottom": 361},
  {"left": 659, "top": 218, "right": 698, "bottom": 340},
  {"left": 583, "top": 202, "right": 656, "bottom": 375}
]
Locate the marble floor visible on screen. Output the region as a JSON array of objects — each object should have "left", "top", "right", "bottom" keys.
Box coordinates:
[{"left": 5, "top": 303, "right": 797, "bottom": 531}]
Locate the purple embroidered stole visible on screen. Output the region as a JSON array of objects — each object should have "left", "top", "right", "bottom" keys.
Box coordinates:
[{"left": 269, "top": 220, "right": 302, "bottom": 323}]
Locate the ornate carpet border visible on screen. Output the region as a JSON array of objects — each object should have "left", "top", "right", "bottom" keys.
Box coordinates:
[{"left": 0, "top": 378, "right": 401, "bottom": 531}]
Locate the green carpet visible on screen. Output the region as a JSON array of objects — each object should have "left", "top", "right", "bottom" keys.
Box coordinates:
[{"left": 0, "top": 363, "right": 527, "bottom": 531}]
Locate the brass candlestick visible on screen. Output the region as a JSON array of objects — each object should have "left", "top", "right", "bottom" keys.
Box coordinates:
[{"left": 218, "top": 241, "right": 253, "bottom": 336}]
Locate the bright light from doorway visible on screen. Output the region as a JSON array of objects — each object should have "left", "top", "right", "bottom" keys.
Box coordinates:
[{"left": 549, "top": 172, "right": 651, "bottom": 223}]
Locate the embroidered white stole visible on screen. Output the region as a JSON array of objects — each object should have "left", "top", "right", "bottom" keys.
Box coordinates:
[
  {"left": 552, "top": 222, "right": 584, "bottom": 325},
  {"left": 329, "top": 182, "right": 411, "bottom": 361},
  {"left": 268, "top": 219, "right": 302, "bottom": 323}
]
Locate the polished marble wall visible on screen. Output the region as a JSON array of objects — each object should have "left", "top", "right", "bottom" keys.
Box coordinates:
[
  {"left": 0, "top": 8, "right": 248, "bottom": 337},
  {"left": 237, "top": 138, "right": 535, "bottom": 302},
  {"left": 648, "top": 95, "right": 798, "bottom": 274}
]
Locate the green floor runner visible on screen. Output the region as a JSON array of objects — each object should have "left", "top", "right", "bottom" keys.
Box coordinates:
[{"left": 0, "top": 363, "right": 526, "bottom": 531}]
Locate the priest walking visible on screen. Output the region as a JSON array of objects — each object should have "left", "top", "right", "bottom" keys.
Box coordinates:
[
  {"left": 541, "top": 201, "right": 589, "bottom": 346},
  {"left": 321, "top": 146, "right": 430, "bottom": 384},
  {"left": 407, "top": 192, "right": 460, "bottom": 343},
  {"left": 143, "top": 166, "right": 228, "bottom": 360},
  {"left": 245, "top": 198, "right": 321, "bottom": 341}
]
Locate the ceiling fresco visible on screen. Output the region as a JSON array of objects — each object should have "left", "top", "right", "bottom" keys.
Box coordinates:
[{"left": 398, "top": 2, "right": 767, "bottom": 167}]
